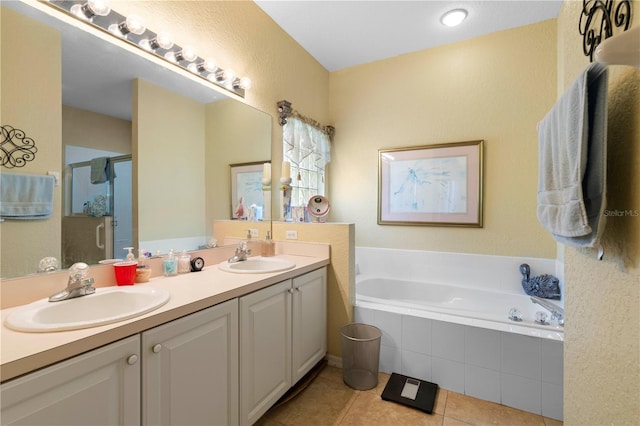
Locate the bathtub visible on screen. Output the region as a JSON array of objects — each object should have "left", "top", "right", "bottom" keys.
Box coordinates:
[
  {"left": 356, "top": 276, "right": 564, "bottom": 341},
  {"left": 353, "top": 247, "right": 564, "bottom": 420}
]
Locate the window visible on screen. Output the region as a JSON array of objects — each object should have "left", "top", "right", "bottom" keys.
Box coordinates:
[{"left": 283, "top": 117, "right": 331, "bottom": 207}]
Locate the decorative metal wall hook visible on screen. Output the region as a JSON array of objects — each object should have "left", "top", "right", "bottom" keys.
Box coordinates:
[
  {"left": 579, "top": 0, "right": 633, "bottom": 62},
  {"left": 277, "top": 100, "right": 292, "bottom": 126},
  {"left": 1, "top": 125, "right": 39, "bottom": 168}
]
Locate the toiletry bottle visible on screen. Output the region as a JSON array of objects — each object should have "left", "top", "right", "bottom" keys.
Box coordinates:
[
  {"left": 163, "top": 249, "right": 178, "bottom": 277},
  {"left": 178, "top": 250, "right": 191, "bottom": 274},
  {"left": 138, "top": 249, "right": 148, "bottom": 269},
  {"left": 262, "top": 231, "right": 275, "bottom": 257},
  {"left": 124, "top": 247, "right": 135, "bottom": 261}
]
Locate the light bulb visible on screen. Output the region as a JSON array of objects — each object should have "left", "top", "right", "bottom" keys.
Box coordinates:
[
  {"left": 88, "top": 0, "right": 110, "bottom": 16},
  {"left": 239, "top": 77, "right": 252, "bottom": 90},
  {"left": 108, "top": 15, "right": 145, "bottom": 37},
  {"left": 140, "top": 32, "right": 173, "bottom": 51},
  {"left": 224, "top": 69, "right": 236, "bottom": 82},
  {"left": 164, "top": 51, "right": 178, "bottom": 63},
  {"left": 202, "top": 58, "right": 217, "bottom": 72},
  {"left": 441, "top": 9, "right": 467, "bottom": 27},
  {"left": 155, "top": 32, "right": 173, "bottom": 49},
  {"left": 124, "top": 15, "right": 145, "bottom": 35},
  {"left": 188, "top": 58, "right": 216, "bottom": 74},
  {"left": 70, "top": 0, "right": 110, "bottom": 20},
  {"left": 233, "top": 77, "right": 252, "bottom": 90},
  {"left": 175, "top": 46, "right": 197, "bottom": 62}
]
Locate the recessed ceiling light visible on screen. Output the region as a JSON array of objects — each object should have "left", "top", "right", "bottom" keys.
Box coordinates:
[{"left": 441, "top": 9, "right": 468, "bottom": 27}]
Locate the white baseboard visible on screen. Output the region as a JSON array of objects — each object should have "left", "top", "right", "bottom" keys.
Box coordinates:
[{"left": 325, "top": 354, "right": 342, "bottom": 369}]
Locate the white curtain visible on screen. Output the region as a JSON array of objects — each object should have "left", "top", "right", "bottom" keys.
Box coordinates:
[{"left": 283, "top": 117, "right": 331, "bottom": 171}]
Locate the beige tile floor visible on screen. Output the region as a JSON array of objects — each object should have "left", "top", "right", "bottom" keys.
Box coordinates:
[{"left": 257, "top": 366, "right": 563, "bottom": 426}]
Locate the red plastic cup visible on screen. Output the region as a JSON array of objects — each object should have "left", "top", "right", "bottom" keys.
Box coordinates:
[{"left": 113, "top": 261, "right": 137, "bottom": 286}]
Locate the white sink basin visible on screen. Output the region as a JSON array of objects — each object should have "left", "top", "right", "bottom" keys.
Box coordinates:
[
  {"left": 5, "top": 286, "right": 170, "bottom": 333},
  {"left": 218, "top": 257, "right": 296, "bottom": 274}
]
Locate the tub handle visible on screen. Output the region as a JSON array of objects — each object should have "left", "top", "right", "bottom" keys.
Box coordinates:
[{"left": 508, "top": 308, "right": 523, "bottom": 322}]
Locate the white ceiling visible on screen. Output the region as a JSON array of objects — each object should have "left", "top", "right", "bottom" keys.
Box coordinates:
[{"left": 254, "top": 1, "right": 563, "bottom": 71}]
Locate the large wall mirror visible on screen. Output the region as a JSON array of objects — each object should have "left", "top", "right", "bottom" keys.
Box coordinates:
[{"left": 1, "top": 2, "right": 272, "bottom": 279}]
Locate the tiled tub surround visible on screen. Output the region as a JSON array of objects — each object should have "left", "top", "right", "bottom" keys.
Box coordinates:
[{"left": 354, "top": 247, "right": 564, "bottom": 421}]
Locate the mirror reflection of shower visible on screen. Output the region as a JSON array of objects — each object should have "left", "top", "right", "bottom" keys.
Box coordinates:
[{"left": 62, "top": 145, "right": 132, "bottom": 268}]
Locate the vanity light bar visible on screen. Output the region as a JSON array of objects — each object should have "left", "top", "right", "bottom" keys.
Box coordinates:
[{"left": 45, "top": 0, "right": 250, "bottom": 98}]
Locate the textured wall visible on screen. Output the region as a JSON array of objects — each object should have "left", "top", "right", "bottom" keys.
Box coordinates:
[
  {"left": 329, "top": 20, "right": 558, "bottom": 258},
  {"left": 557, "top": 1, "right": 640, "bottom": 424},
  {"left": 1, "top": 9, "right": 62, "bottom": 278}
]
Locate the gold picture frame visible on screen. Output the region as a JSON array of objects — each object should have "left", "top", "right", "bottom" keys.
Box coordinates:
[{"left": 378, "top": 140, "right": 484, "bottom": 227}]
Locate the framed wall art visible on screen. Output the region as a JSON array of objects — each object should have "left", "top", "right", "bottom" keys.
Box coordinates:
[
  {"left": 230, "top": 161, "right": 268, "bottom": 220},
  {"left": 378, "top": 140, "right": 483, "bottom": 227}
]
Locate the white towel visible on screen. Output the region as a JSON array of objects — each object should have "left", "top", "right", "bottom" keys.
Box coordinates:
[
  {"left": 0, "top": 173, "right": 55, "bottom": 220},
  {"left": 537, "top": 62, "right": 608, "bottom": 247}
]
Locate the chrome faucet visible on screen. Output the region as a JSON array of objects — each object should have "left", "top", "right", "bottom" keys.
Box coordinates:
[
  {"left": 49, "top": 262, "right": 96, "bottom": 302},
  {"left": 228, "top": 240, "right": 252, "bottom": 263},
  {"left": 530, "top": 296, "right": 564, "bottom": 326}
]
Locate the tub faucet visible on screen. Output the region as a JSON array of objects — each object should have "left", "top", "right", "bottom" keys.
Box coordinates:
[
  {"left": 530, "top": 296, "right": 564, "bottom": 326},
  {"left": 228, "top": 240, "right": 252, "bottom": 263},
  {"left": 49, "top": 262, "right": 96, "bottom": 302}
]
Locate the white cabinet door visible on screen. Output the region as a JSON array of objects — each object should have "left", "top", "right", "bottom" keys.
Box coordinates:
[
  {"left": 1, "top": 335, "right": 140, "bottom": 426},
  {"left": 239, "top": 280, "right": 291, "bottom": 426},
  {"left": 292, "top": 267, "right": 327, "bottom": 383},
  {"left": 142, "top": 299, "right": 239, "bottom": 426}
]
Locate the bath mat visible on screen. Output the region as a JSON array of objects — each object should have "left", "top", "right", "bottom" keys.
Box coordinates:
[{"left": 381, "top": 373, "right": 438, "bottom": 414}]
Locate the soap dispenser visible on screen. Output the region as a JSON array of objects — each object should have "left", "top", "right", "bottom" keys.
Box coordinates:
[
  {"left": 163, "top": 249, "right": 178, "bottom": 277},
  {"left": 178, "top": 250, "right": 191, "bottom": 274},
  {"left": 262, "top": 231, "right": 275, "bottom": 257},
  {"left": 124, "top": 247, "right": 135, "bottom": 262}
]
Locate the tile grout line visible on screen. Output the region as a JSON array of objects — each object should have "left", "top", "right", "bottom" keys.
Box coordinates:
[{"left": 335, "top": 389, "right": 362, "bottom": 426}]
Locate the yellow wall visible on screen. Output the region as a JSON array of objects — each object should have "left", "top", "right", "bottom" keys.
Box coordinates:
[
  {"left": 134, "top": 79, "right": 206, "bottom": 243},
  {"left": 557, "top": 2, "right": 640, "bottom": 424},
  {"left": 205, "top": 99, "right": 272, "bottom": 237},
  {"left": 112, "top": 1, "right": 330, "bottom": 183},
  {"left": 329, "top": 20, "right": 558, "bottom": 258},
  {"left": 0, "top": 8, "right": 61, "bottom": 278},
  {"left": 62, "top": 106, "right": 131, "bottom": 156}
]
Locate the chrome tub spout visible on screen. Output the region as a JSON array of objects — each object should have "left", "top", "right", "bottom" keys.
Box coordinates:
[{"left": 530, "top": 296, "right": 564, "bottom": 326}]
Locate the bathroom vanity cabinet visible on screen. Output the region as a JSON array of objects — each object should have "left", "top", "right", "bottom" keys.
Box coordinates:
[
  {"left": 0, "top": 299, "right": 238, "bottom": 426},
  {"left": 0, "top": 335, "right": 142, "bottom": 425},
  {"left": 141, "top": 298, "right": 239, "bottom": 426},
  {"left": 0, "top": 267, "right": 326, "bottom": 426},
  {"left": 239, "top": 267, "right": 327, "bottom": 426}
]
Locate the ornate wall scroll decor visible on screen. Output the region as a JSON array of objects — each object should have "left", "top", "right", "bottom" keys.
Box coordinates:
[
  {"left": 580, "top": 0, "right": 633, "bottom": 62},
  {"left": 1, "top": 125, "right": 38, "bottom": 168}
]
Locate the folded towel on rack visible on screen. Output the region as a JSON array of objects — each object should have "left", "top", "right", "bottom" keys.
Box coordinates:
[
  {"left": 90, "top": 157, "right": 110, "bottom": 184},
  {"left": 0, "top": 173, "right": 55, "bottom": 220},
  {"left": 537, "top": 62, "right": 608, "bottom": 248}
]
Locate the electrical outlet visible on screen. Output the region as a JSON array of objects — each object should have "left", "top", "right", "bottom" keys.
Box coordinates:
[
  {"left": 249, "top": 229, "right": 259, "bottom": 238},
  {"left": 285, "top": 230, "right": 298, "bottom": 240}
]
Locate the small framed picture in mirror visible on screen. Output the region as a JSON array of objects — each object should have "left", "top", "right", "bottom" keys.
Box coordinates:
[{"left": 230, "top": 161, "right": 269, "bottom": 220}]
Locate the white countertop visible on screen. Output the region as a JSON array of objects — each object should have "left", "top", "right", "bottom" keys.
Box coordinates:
[{"left": 0, "top": 254, "right": 329, "bottom": 382}]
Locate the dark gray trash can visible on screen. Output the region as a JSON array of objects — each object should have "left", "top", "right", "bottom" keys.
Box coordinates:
[{"left": 340, "top": 323, "right": 382, "bottom": 390}]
